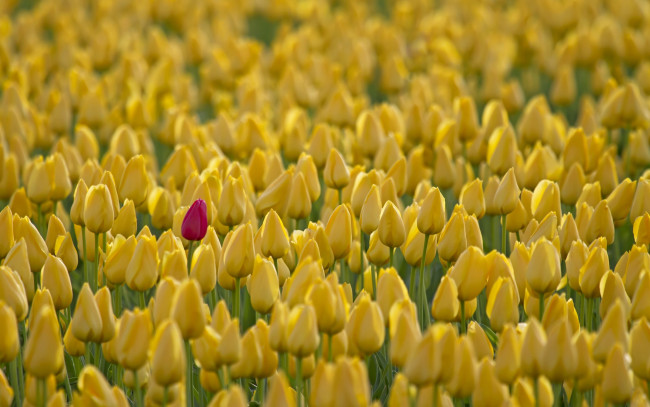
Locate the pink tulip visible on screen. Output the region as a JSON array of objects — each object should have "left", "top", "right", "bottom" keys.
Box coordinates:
[{"left": 182, "top": 199, "right": 208, "bottom": 241}]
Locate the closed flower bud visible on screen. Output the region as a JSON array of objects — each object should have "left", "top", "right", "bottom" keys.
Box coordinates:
[
  {"left": 431, "top": 276, "right": 460, "bottom": 322},
  {"left": 118, "top": 155, "right": 149, "bottom": 206},
  {"left": 0, "top": 207, "right": 14, "bottom": 258},
  {"left": 287, "top": 172, "right": 312, "bottom": 220},
  {"left": 248, "top": 255, "right": 279, "bottom": 314},
  {"left": 147, "top": 187, "right": 174, "bottom": 230},
  {"left": 171, "top": 278, "right": 206, "bottom": 340},
  {"left": 629, "top": 317, "right": 650, "bottom": 381},
  {"left": 269, "top": 301, "right": 289, "bottom": 353},
  {"left": 0, "top": 266, "right": 28, "bottom": 321},
  {"left": 378, "top": 201, "right": 405, "bottom": 248},
  {"left": 230, "top": 328, "right": 261, "bottom": 379},
  {"left": 606, "top": 178, "right": 636, "bottom": 224},
  {"left": 261, "top": 209, "right": 290, "bottom": 259},
  {"left": 190, "top": 244, "right": 216, "bottom": 295},
  {"left": 459, "top": 179, "right": 485, "bottom": 218},
  {"left": 325, "top": 205, "right": 352, "bottom": 260},
  {"left": 323, "top": 149, "right": 350, "bottom": 190},
  {"left": 287, "top": 304, "right": 320, "bottom": 357},
  {"left": 40, "top": 254, "right": 72, "bottom": 311},
  {"left": 487, "top": 125, "right": 517, "bottom": 175},
  {"left": 64, "top": 327, "right": 86, "bottom": 358},
  {"left": 24, "top": 306, "right": 63, "bottom": 378},
  {"left": 218, "top": 176, "right": 246, "bottom": 227},
  {"left": 216, "top": 319, "right": 241, "bottom": 365},
  {"left": 417, "top": 187, "right": 446, "bottom": 235},
  {"left": 586, "top": 200, "right": 615, "bottom": 245},
  {"left": 26, "top": 158, "right": 52, "bottom": 204},
  {"left": 104, "top": 235, "right": 136, "bottom": 286},
  {"left": 449, "top": 246, "right": 487, "bottom": 301},
  {"left": 347, "top": 295, "right": 385, "bottom": 356},
  {"left": 494, "top": 168, "right": 520, "bottom": 215},
  {"left": 112, "top": 199, "right": 136, "bottom": 238},
  {"left": 116, "top": 308, "right": 152, "bottom": 371},
  {"left": 255, "top": 170, "right": 292, "bottom": 218},
  {"left": 224, "top": 223, "right": 255, "bottom": 279},
  {"left": 495, "top": 324, "right": 520, "bottom": 385},
  {"left": 150, "top": 320, "right": 185, "bottom": 386},
  {"left": 366, "top": 230, "right": 390, "bottom": 266},
  {"left": 83, "top": 184, "right": 114, "bottom": 234},
  {"left": 182, "top": 199, "right": 208, "bottom": 241},
  {"left": 447, "top": 336, "right": 477, "bottom": 398},
  {"left": 45, "top": 214, "right": 66, "bottom": 255},
  {"left": 125, "top": 235, "right": 159, "bottom": 292},
  {"left": 437, "top": 212, "right": 467, "bottom": 263},
  {"left": 602, "top": 344, "right": 633, "bottom": 404},
  {"left": 94, "top": 287, "right": 115, "bottom": 342},
  {"left": 71, "top": 283, "right": 103, "bottom": 343},
  {"left": 579, "top": 246, "right": 609, "bottom": 298},
  {"left": 592, "top": 300, "right": 628, "bottom": 363},
  {"left": 542, "top": 318, "right": 577, "bottom": 382},
  {"left": 0, "top": 301, "right": 18, "bottom": 363},
  {"left": 486, "top": 277, "right": 519, "bottom": 332},
  {"left": 15, "top": 216, "right": 48, "bottom": 271},
  {"left": 359, "top": 184, "right": 382, "bottom": 235},
  {"left": 520, "top": 318, "right": 547, "bottom": 377},
  {"left": 633, "top": 213, "right": 650, "bottom": 247},
  {"left": 526, "top": 239, "right": 561, "bottom": 295}
]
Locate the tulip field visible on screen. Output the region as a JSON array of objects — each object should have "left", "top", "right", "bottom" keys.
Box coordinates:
[{"left": 3, "top": 0, "right": 650, "bottom": 406}]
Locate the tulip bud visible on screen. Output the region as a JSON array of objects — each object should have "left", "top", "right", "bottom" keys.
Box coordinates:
[
  {"left": 378, "top": 201, "right": 405, "bottom": 249},
  {"left": 112, "top": 199, "right": 137, "bottom": 238},
  {"left": 601, "top": 344, "right": 633, "bottom": 404},
  {"left": 40, "top": 254, "right": 72, "bottom": 311},
  {"left": 0, "top": 301, "right": 18, "bottom": 363},
  {"left": 325, "top": 205, "right": 352, "bottom": 260},
  {"left": 417, "top": 187, "right": 446, "bottom": 235},
  {"left": 182, "top": 199, "right": 208, "bottom": 241},
  {"left": 287, "top": 172, "right": 312, "bottom": 220},
  {"left": 287, "top": 304, "right": 320, "bottom": 357},
  {"left": 447, "top": 336, "right": 477, "bottom": 398},
  {"left": 217, "top": 176, "right": 246, "bottom": 227},
  {"left": 389, "top": 301, "right": 421, "bottom": 368},
  {"left": 248, "top": 255, "right": 279, "bottom": 314},
  {"left": 520, "top": 319, "right": 547, "bottom": 377},
  {"left": 224, "top": 223, "right": 255, "bottom": 279},
  {"left": 150, "top": 320, "right": 185, "bottom": 386},
  {"left": 541, "top": 318, "right": 577, "bottom": 383},
  {"left": 71, "top": 283, "right": 103, "bottom": 343},
  {"left": 0, "top": 266, "right": 28, "bottom": 321},
  {"left": 437, "top": 212, "right": 467, "bottom": 263},
  {"left": 579, "top": 246, "right": 609, "bottom": 298},
  {"left": 586, "top": 200, "right": 615, "bottom": 245},
  {"left": 486, "top": 277, "right": 519, "bottom": 332},
  {"left": 24, "top": 306, "right": 64, "bottom": 378},
  {"left": 592, "top": 300, "right": 628, "bottom": 363},
  {"left": 258, "top": 210, "right": 290, "bottom": 261},
  {"left": 459, "top": 179, "right": 485, "bottom": 218},
  {"left": 147, "top": 187, "right": 174, "bottom": 230},
  {"left": 118, "top": 155, "right": 149, "bottom": 206},
  {"left": 255, "top": 170, "right": 292, "bottom": 218},
  {"left": 347, "top": 295, "right": 384, "bottom": 356},
  {"left": 449, "top": 246, "right": 487, "bottom": 301},
  {"left": 116, "top": 308, "right": 152, "bottom": 371},
  {"left": 431, "top": 276, "right": 460, "bottom": 322},
  {"left": 26, "top": 157, "right": 52, "bottom": 204},
  {"left": 495, "top": 324, "right": 520, "bottom": 385},
  {"left": 190, "top": 243, "right": 216, "bottom": 295},
  {"left": 323, "top": 149, "right": 350, "bottom": 190},
  {"left": 217, "top": 319, "right": 241, "bottom": 365},
  {"left": 526, "top": 239, "right": 561, "bottom": 296},
  {"left": 14, "top": 216, "right": 48, "bottom": 271},
  {"left": 171, "top": 278, "right": 206, "bottom": 340},
  {"left": 125, "top": 235, "right": 159, "bottom": 292}
]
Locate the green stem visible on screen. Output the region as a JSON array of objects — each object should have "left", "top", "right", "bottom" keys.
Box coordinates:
[
  {"left": 409, "top": 266, "right": 416, "bottom": 301},
  {"left": 85, "top": 342, "right": 92, "bottom": 366},
  {"left": 102, "top": 233, "right": 107, "bottom": 286},
  {"left": 433, "top": 384, "right": 439, "bottom": 407},
  {"left": 338, "top": 188, "right": 342, "bottom": 206},
  {"left": 8, "top": 358, "right": 21, "bottom": 407},
  {"left": 539, "top": 294, "right": 545, "bottom": 321},
  {"left": 552, "top": 382, "right": 562, "bottom": 407},
  {"left": 359, "top": 232, "right": 365, "bottom": 292},
  {"left": 161, "top": 386, "right": 168, "bottom": 407},
  {"left": 134, "top": 369, "right": 144, "bottom": 407},
  {"left": 371, "top": 264, "right": 377, "bottom": 300},
  {"left": 501, "top": 214, "right": 507, "bottom": 255},
  {"left": 234, "top": 278, "right": 241, "bottom": 329},
  {"left": 460, "top": 301, "right": 466, "bottom": 335},
  {"left": 296, "top": 356, "right": 303, "bottom": 407},
  {"left": 419, "top": 266, "right": 429, "bottom": 329},
  {"left": 419, "top": 234, "right": 430, "bottom": 328},
  {"left": 328, "top": 334, "right": 333, "bottom": 362},
  {"left": 37, "top": 378, "right": 45, "bottom": 407},
  {"left": 186, "top": 341, "right": 193, "bottom": 407},
  {"left": 389, "top": 247, "right": 394, "bottom": 268},
  {"left": 82, "top": 225, "right": 88, "bottom": 285},
  {"left": 534, "top": 377, "right": 540, "bottom": 407},
  {"left": 187, "top": 240, "right": 195, "bottom": 275},
  {"left": 93, "top": 231, "right": 99, "bottom": 292},
  {"left": 138, "top": 291, "right": 146, "bottom": 310},
  {"left": 586, "top": 297, "right": 594, "bottom": 331}
]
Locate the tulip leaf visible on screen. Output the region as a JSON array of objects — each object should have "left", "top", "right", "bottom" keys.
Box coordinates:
[{"left": 479, "top": 322, "right": 499, "bottom": 348}]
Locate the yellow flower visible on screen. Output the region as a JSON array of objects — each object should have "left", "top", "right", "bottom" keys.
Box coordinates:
[{"left": 24, "top": 306, "right": 64, "bottom": 378}]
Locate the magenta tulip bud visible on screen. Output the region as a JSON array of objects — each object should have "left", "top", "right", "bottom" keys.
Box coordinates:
[{"left": 182, "top": 199, "right": 208, "bottom": 241}]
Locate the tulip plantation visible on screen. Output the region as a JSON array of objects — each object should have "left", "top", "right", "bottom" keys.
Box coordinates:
[{"left": 2, "top": 0, "right": 650, "bottom": 406}]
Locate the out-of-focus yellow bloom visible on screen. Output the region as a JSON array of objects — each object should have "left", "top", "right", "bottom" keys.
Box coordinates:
[
  {"left": 359, "top": 184, "right": 382, "bottom": 235},
  {"left": 446, "top": 336, "right": 476, "bottom": 398},
  {"left": 323, "top": 148, "right": 350, "bottom": 190},
  {"left": 526, "top": 239, "right": 561, "bottom": 296},
  {"left": 520, "top": 319, "right": 547, "bottom": 378},
  {"left": 0, "top": 266, "right": 28, "bottom": 321},
  {"left": 224, "top": 223, "right": 255, "bottom": 279},
  {"left": 495, "top": 324, "right": 520, "bottom": 385},
  {"left": 24, "top": 306, "right": 63, "bottom": 378},
  {"left": 347, "top": 295, "right": 385, "bottom": 356},
  {"left": 472, "top": 358, "right": 507, "bottom": 407},
  {"left": 116, "top": 308, "right": 152, "bottom": 371},
  {"left": 377, "top": 201, "right": 405, "bottom": 249},
  {"left": 40, "top": 254, "right": 72, "bottom": 311},
  {"left": 630, "top": 317, "right": 650, "bottom": 381},
  {"left": 487, "top": 125, "right": 517, "bottom": 175},
  {"left": 118, "top": 155, "right": 149, "bottom": 206},
  {"left": 0, "top": 300, "right": 18, "bottom": 363},
  {"left": 325, "top": 205, "right": 352, "bottom": 260},
  {"left": 248, "top": 255, "right": 279, "bottom": 314},
  {"left": 125, "top": 235, "right": 159, "bottom": 292},
  {"left": 592, "top": 300, "right": 629, "bottom": 363},
  {"left": 190, "top": 243, "right": 216, "bottom": 295},
  {"left": 437, "top": 212, "right": 467, "bottom": 263},
  {"left": 633, "top": 213, "right": 650, "bottom": 247},
  {"left": 287, "top": 304, "right": 320, "bottom": 357},
  {"left": 449, "top": 246, "right": 487, "bottom": 301},
  {"left": 171, "top": 278, "right": 206, "bottom": 340},
  {"left": 71, "top": 283, "right": 103, "bottom": 343},
  {"left": 541, "top": 318, "right": 576, "bottom": 382},
  {"left": 112, "top": 199, "right": 137, "bottom": 238},
  {"left": 459, "top": 178, "right": 485, "bottom": 218},
  {"left": 486, "top": 277, "right": 519, "bottom": 332},
  {"left": 601, "top": 344, "right": 634, "bottom": 404}
]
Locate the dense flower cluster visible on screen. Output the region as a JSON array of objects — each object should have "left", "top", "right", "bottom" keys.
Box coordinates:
[{"left": 0, "top": 0, "right": 650, "bottom": 406}]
